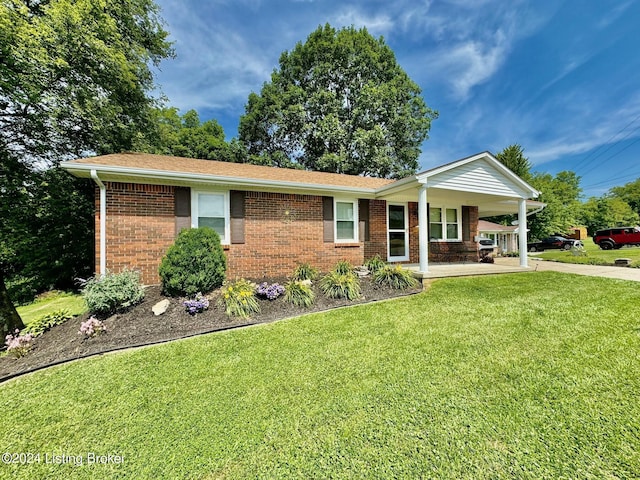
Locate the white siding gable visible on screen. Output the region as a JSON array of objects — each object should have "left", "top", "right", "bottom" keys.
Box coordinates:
[{"left": 427, "top": 158, "right": 527, "bottom": 198}]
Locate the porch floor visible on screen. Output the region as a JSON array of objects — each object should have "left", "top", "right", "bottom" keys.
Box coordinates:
[{"left": 404, "top": 259, "right": 530, "bottom": 282}]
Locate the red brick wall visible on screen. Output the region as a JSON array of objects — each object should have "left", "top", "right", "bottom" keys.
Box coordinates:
[
  {"left": 227, "top": 192, "right": 364, "bottom": 279},
  {"left": 97, "top": 183, "right": 481, "bottom": 284},
  {"left": 364, "top": 199, "right": 387, "bottom": 260},
  {"left": 96, "top": 183, "right": 175, "bottom": 284}
]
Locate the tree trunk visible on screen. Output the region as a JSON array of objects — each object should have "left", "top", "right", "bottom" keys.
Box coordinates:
[{"left": 0, "top": 270, "right": 24, "bottom": 339}]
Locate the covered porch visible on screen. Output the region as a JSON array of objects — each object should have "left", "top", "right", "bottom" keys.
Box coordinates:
[{"left": 374, "top": 152, "right": 543, "bottom": 274}]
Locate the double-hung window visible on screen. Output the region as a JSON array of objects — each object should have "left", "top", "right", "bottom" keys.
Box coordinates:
[
  {"left": 429, "top": 206, "right": 461, "bottom": 241},
  {"left": 192, "top": 191, "right": 229, "bottom": 243},
  {"left": 335, "top": 199, "right": 358, "bottom": 242}
]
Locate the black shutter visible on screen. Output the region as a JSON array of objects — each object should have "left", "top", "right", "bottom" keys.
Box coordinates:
[
  {"left": 230, "top": 190, "right": 245, "bottom": 244},
  {"left": 323, "top": 196, "right": 334, "bottom": 243}
]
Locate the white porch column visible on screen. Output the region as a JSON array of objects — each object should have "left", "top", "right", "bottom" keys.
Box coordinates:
[
  {"left": 518, "top": 198, "right": 528, "bottom": 268},
  {"left": 418, "top": 184, "right": 429, "bottom": 273}
]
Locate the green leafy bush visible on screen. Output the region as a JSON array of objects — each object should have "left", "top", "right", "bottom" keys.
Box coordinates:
[
  {"left": 82, "top": 270, "right": 145, "bottom": 316},
  {"left": 333, "top": 260, "right": 354, "bottom": 275},
  {"left": 364, "top": 255, "right": 386, "bottom": 274},
  {"left": 6, "top": 275, "right": 38, "bottom": 306},
  {"left": 373, "top": 265, "right": 419, "bottom": 290},
  {"left": 291, "top": 262, "right": 319, "bottom": 281},
  {"left": 22, "top": 309, "right": 72, "bottom": 337},
  {"left": 319, "top": 272, "right": 361, "bottom": 300},
  {"left": 219, "top": 279, "right": 260, "bottom": 318},
  {"left": 159, "top": 227, "right": 226, "bottom": 297},
  {"left": 284, "top": 280, "right": 315, "bottom": 307}
]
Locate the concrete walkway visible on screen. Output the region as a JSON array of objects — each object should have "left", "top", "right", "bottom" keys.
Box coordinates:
[
  {"left": 406, "top": 257, "right": 640, "bottom": 282},
  {"left": 495, "top": 256, "right": 640, "bottom": 282}
]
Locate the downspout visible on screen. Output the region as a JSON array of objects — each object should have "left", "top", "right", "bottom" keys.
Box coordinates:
[{"left": 90, "top": 170, "right": 106, "bottom": 277}]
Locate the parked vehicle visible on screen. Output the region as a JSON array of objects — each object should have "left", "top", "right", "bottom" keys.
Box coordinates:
[
  {"left": 528, "top": 236, "right": 579, "bottom": 252},
  {"left": 593, "top": 226, "right": 640, "bottom": 250}
]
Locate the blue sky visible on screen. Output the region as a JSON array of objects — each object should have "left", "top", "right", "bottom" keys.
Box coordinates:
[{"left": 153, "top": 0, "right": 640, "bottom": 198}]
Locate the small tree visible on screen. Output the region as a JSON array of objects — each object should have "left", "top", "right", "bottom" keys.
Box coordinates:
[{"left": 159, "top": 228, "right": 226, "bottom": 297}]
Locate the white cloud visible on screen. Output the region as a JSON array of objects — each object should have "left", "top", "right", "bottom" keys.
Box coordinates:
[{"left": 331, "top": 7, "right": 395, "bottom": 36}]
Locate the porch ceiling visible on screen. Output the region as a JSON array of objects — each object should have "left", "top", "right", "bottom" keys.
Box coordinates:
[{"left": 378, "top": 186, "right": 539, "bottom": 217}]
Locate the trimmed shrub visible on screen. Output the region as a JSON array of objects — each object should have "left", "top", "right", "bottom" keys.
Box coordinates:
[
  {"left": 159, "top": 227, "right": 226, "bottom": 297},
  {"left": 373, "top": 265, "right": 419, "bottom": 290},
  {"left": 284, "top": 280, "right": 315, "bottom": 307},
  {"left": 291, "top": 262, "right": 318, "bottom": 281},
  {"left": 319, "top": 272, "right": 361, "bottom": 300},
  {"left": 22, "top": 309, "right": 72, "bottom": 337},
  {"left": 82, "top": 270, "right": 145, "bottom": 316},
  {"left": 364, "top": 255, "right": 386, "bottom": 274},
  {"left": 219, "top": 279, "right": 260, "bottom": 318}
]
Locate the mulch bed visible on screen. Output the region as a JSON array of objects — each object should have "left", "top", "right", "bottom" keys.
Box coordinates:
[{"left": 0, "top": 277, "right": 422, "bottom": 382}]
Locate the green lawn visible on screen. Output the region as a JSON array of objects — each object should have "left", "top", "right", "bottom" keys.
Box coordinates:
[
  {"left": 1, "top": 272, "right": 639, "bottom": 479},
  {"left": 16, "top": 291, "right": 87, "bottom": 325},
  {"left": 535, "top": 238, "right": 640, "bottom": 265}
]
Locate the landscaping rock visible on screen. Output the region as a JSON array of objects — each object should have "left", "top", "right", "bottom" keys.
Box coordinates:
[{"left": 152, "top": 299, "right": 171, "bottom": 316}]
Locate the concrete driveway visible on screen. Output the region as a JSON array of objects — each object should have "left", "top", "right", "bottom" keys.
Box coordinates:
[{"left": 495, "top": 256, "right": 640, "bottom": 282}]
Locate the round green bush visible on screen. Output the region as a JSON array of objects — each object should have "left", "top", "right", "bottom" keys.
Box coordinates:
[{"left": 159, "top": 227, "right": 227, "bottom": 297}]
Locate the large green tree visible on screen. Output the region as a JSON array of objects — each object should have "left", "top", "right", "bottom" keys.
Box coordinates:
[
  {"left": 609, "top": 178, "right": 640, "bottom": 216},
  {"left": 0, "top": 0, "right": 173, "bottom": 336},
  {"left": 528, "top": 171, "right": 582, "bottom": 240},
  {"left": 239, "top": 24, "right": 437, "bottom": 178},
  {"left": 134, "top": 107, "right": 246, "bottom": 162},
  {"left": 495, "top": 144, "right": 532, "bottom": 182},
  {"left": 578, "top": 196, "right": 639, "bottom": 236}
]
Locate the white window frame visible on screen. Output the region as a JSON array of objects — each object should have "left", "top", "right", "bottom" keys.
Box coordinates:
[
  {"left": 387, "top": 202, "right": 409, "bottom": 262},
  {"left": 334, "top": 198, "right": 359, "bottom": 243},
  {"left": 191, "top": 189, "right": 230, "bottom": 244},
  {"left": 429, "top": 206, "right": 462, "bottom": 242}
]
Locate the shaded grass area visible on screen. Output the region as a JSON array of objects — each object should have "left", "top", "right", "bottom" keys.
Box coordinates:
[
  {"left": 536, "top": 238, "right": 640, "bottom": 266},
  {"left": 1, "top": 272, "right": 639, "bottom": 479},
  {"left": 16, "top": 291, "right": 87, "bottom": 325}
]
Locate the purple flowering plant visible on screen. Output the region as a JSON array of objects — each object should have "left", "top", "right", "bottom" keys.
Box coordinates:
[
  {"left": 79, "top": 316, "right": 107, "bottom": 337},
  {"left": 4, "top": 330, "right": 34, "bottom": 358},
  {"left": 256, "top": 282, "right": 285, "bottom": 300},
  {"left": 184, "top": 292, "right": 209, "bottom": 315}
]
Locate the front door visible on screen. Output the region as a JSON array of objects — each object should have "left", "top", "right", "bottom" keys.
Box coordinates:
[{"left": 388, "top": 203, "right": 409, "bottom": 262}]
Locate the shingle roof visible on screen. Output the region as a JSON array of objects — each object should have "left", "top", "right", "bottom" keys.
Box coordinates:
[
  {"left": 478, "top": 220, "right": 518, "bottom": 232},
  {"left": 64, "top": 152, "right": 395, "bottom": 190}
]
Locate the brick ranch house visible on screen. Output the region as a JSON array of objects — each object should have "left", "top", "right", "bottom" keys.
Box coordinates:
[{"left": 61, "top": 152, "right": 542, "bottom": 285}]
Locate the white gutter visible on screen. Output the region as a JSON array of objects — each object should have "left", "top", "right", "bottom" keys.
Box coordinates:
[{"left": 90, "top": 169, "right": 106, "bottom": 277}]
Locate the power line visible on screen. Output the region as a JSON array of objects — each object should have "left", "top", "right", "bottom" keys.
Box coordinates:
[{"left": 576, "top": 111, "right": 640, "bottom": 175}]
